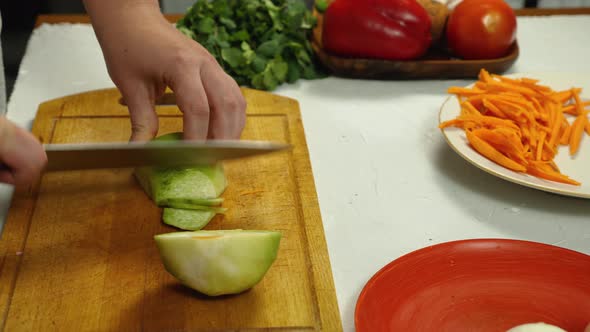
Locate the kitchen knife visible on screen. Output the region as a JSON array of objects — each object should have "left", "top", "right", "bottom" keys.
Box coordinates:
[
  {"left": 0, "top": 140, "right": 291, "bottom": 172},
  {"left": 45, "top": 140, "right": 291, "bottom": 171}
]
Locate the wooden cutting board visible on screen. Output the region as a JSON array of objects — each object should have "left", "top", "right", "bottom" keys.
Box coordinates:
[{"left": 0, "top": 88, "right": 342, "bottom": 331}]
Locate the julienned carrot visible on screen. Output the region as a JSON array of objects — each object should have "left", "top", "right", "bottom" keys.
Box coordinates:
[
  {"left": 560, "top": 125, "right": 572, "bottom": 145},
  {"left": 569, "top": 112, "right": 588, "bottom": 156},
  {"left": 572, "top": 89, "right": 586, "bottom": 115},
  {"left": 440, "top": 114, "right": 519, "bottom": 131},
  {"left": 482, "top": 99, "right": 507, "bottom": 118},
  {"left": 440, "top": 68, "right": 590, "bottom": 186},
  {"left": 548, "top": 102, "right": 562, "bottom": 148},
  {"left": 536, "top": 131, "right": 547, "bottom": 161},
  {"left": 563, "top": 101, "right": 590, "bottom": 115},
  {"left": 552, "top": 88, "right": 582, "bottom": 104},
  {"left": 472, "top": 128, "right": 527, "bottom": 165},
  {"left": 527, "top": 162, "right": 580, "bottom": 186},
  {"left": 529, "top": 160, "right": 554, "bottom": 173},
  {"left": 466, "top": 130, "right": 527, "bottom": 172},
  {"left": 479, "top": 69, "right": 492, "bottom": 82},
  {"left": 485, "top": 80, "right": 538, "bottom": 97},
  {"left": 462, "top": 101, "right": 481, "bottom": 116}
]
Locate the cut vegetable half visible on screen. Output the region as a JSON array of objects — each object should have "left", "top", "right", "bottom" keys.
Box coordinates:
[{"left": 154, "top": 230, "right": 281, "bottom": 296}]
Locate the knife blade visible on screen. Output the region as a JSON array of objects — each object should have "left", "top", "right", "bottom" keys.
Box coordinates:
[{"left": 37, "top": 140, "right": 290, "bottom": 172}]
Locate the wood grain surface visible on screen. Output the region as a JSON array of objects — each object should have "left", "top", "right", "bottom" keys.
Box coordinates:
[{"left": 0, "top": 88, "right": 342, "bottom": 331}]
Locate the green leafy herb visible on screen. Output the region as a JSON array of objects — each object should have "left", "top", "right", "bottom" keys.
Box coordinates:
[
  {"left": 176, "top": 0, "right": 327, "bottom": 91},
  {"left": 315, "top": 0, "right": 328, "bottom": 13}
]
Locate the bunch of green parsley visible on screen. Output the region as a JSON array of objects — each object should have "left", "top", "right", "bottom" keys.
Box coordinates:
[{"left": 176, "top": 0, "right": 327, "bottom": 91}]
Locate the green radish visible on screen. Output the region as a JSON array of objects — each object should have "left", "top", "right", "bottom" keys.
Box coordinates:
[
  {"left": 158, "top": 197, "right": 224, "bottom": 208},
  {"left": 134, "top": 132, "right": 227, "bottom": 206},
  {"left": 163, "top": 208, "right": 217, "bottom": 231},
  {"left": 163, "top": 203, "right": 227, "bottom": 213},
  {"left": 135, "top": 165, "right": 227, "bottom": 206},
  {"left": 154, "top": 230, "right": 281, "bottom": 296}
]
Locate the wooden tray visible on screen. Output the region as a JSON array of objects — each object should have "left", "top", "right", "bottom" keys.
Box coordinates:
[
  {"left": 0, "top": 88, "right": 342, "bottom": 331},
  {"left": 310, "top": 3, "right": 519, "bottom": 80}
]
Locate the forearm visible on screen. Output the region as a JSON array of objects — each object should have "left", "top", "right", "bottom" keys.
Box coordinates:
[
  {"left": 83, "top": 0, "right": 160, "bottom": 20},
  {"left": 82, "top": 0, "right": 173, "bottom": 73},
  {"left": 82, "top": 0, "right": 166, "bottom": 46}
]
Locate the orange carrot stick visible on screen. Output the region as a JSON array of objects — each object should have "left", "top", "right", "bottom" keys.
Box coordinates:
[
  {"left": 572, "top": 88, "right": 587, "bottom": 117},
  {"left": 560, "top": 125, "right": 572, "bottom": 145},
  {"left": 552, "top": 88, "right": 581, "bottom": 104},
  {"left": 439, "top": 114, "right": 519, "bottom": 131},
  {"left": 466, "top": 130, "right": 526, "bottom": 172},
  {"left": 445, "top": 69, "right": 586, "bottom": 185},
  {"left": 562, "top": 101, "right": 590, "bottom": 115},
  {"left": 548, "top": 103, "right": 563, "bottom": 148},
  {"left": 569, "top": 112, "right": 588, "bottom": 155},
  {"left": 482, "top": 99, "right": 508, "bottom": 118},
  {"left": 473, "top": 128, "right": 527, "bottom": 165},
  {"left": 485, "top": 80, "right": 538, "bottom": 97},
  {"left": 536, "top": 131, "right": 547, "bottom": 161},
  {"left": 479, "top": 68, "right": 492, "bottom": 82},
  {"left": 527, "top": 163, "right": 580, "bottom": 186}
]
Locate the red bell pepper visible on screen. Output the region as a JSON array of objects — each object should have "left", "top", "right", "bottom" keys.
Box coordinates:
[{"left": 322, "top": 0, "right": 432, "bottom": 61}]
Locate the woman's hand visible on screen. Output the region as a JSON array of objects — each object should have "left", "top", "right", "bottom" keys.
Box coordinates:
[
  {"left": 0, "top": 117, "right": 47, "bottom": 186},
  {"left": 83, "top": 0, "right": 246, "bottom": 141}
]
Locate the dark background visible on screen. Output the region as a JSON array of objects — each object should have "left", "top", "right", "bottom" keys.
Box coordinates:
[
  {"left": 1, "top": 1, "right": 88, "bottom": 99},
  {"left": 0, "top": 0, "right": 542, "bottom": 101}
]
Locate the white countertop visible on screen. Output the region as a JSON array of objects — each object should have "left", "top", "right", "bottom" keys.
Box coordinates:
[{"left": 3, "top": 14, "right": 590, "bottom": 331}]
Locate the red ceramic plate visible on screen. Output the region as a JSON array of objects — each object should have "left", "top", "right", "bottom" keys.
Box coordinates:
[{"left": 355, "top": 239, "right": 590, "bottom": 332}]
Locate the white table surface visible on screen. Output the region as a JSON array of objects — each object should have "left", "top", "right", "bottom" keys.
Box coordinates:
[{"left": 2, "top": 14, "right": 590, "bottom": 331}]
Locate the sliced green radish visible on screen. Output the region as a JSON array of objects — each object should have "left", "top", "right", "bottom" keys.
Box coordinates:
[
  {"left": 135, "top": 166, "right": 226, "bottom": 205},
  {"left": 159, "top": 197, "right": 224, "bottom": 208},
  {"left": 162, "top": 203, "right": 227, "bottom": 213},
  {"left": 163, "top": 208, "right": 217, "bottom": 230},
  {"left": 154, "top": 230, "right": 281, "bottom": 296},
  {"left": 134, "top": 132, "right": 227, "bottom": 206}
]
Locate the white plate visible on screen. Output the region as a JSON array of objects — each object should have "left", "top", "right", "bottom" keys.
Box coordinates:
[{"left": 439, "top": 72, "right": 590, "bottom": 199}]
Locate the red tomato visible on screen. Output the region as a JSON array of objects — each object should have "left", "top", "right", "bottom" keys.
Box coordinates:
[{"left": 446, "top": 0, "right": 517, "bottom": 60}]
